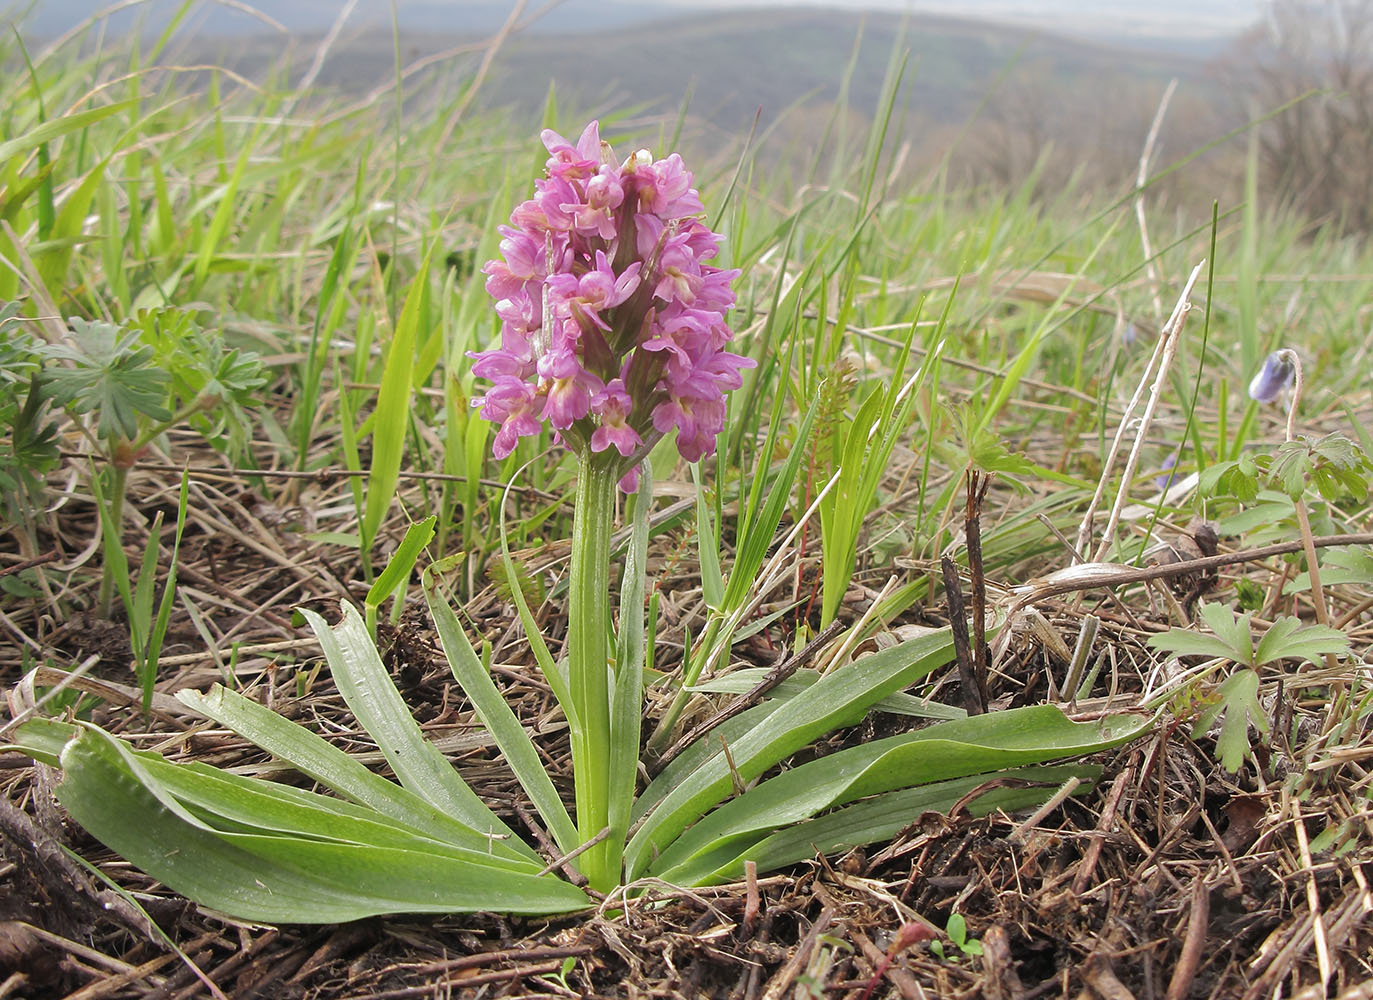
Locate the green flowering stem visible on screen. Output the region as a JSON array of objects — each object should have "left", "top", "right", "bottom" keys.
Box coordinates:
[
  {"left": 569, "top": 450, "right": 620, "bottom": 892},
  {"left": 95, "top": 462, "right": 130, "bottom": 619}
]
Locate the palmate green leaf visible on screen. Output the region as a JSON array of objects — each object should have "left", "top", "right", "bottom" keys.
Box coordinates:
[
  {"left": 50, "top": 724, "right": 586, "bottom": 922},
  {"left": 625, "top": 627, "right": 956, "bottom": 880},
  {"left": 650, "top": 705, "right": 1150, "bottom": 883},
  {"left": 301, "top": 604, "right": 532, "bottom": 854},
  {"left": 1194, "top": 667, "right": 1267, "bottom": 773},
  {"left": 425, "top": 584, "right": 579, "bottom": 856},
  {"left": 1285, "top": 546, "right": 1373, "bottom": 596},
  {"left": 1198, "top": 602, "right": 1254, "bottom": 662},
  {"left": 1252, "top": 617, "right": 1349, "bottom": 667},
  {"left": 178, "top": 684, "right": 536, "bottom": 865},
  {"left": 1147, "top": 628, "right": 1243, "bottom": 664},
  {"left": 41, "top": 320, "right": 172, "bottom": 440},
  {"left": 672, "top": 765, "right": 1101, "bottom": 886},
  {"left": 1149, "top": 604, "right": 1348, "bottom": 674}
]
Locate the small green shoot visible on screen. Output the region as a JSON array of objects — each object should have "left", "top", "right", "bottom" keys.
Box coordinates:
[{"left": 929, "top": 912, "right": 983, "bottom": 961}]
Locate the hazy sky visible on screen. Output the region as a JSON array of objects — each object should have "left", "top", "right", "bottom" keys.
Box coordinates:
[
  {"left": 24, "top": 0, "right": 1261, "bottom": 42},
  {"left": 679, "top": 0, "right": 1257, "bottom": 35}
]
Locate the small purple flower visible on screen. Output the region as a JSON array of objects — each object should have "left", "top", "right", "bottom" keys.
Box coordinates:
[
  {"left": 1155, "top": 452, "right": 1179, "bottom": 492},
  {"left": 471, "top": 121, "right": 754, "bottom": 487},
  {"left": 480, "top": 379, "right": 542, "bottom": 460},
  {"left": 590, "top": 380, "right": 642, "bottom": 458},
  {"left": 538, "top": 348, "right": 603, "bottom": 430},
  {"left": 1248, "top": 351, "right": 1295, "bottom": 404}
]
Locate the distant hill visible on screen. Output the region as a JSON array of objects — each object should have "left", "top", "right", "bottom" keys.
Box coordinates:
[
  {"left": 13, "top": 2, "right": 1249, "bottom": 196},
  {"left": 161, "top": 7, "right": 1224, "bottom": 133}
]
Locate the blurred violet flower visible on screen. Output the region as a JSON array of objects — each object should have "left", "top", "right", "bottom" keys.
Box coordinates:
[
  {"left": 1155, "top": 451, "right": 1179, "bottom": 492},
  {"left": 1248, "top": 351, "right": 1295, "bottom": 404},
  {"left": 471, "top": 121, "right": 753, "bottom": 488}
]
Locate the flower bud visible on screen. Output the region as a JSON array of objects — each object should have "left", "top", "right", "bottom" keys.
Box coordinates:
[{"left": 1247, "top": 351, "right": 1295, "bottom": 404}]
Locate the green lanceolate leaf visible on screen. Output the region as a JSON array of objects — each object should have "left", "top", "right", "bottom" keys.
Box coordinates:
[
  {"left": 51, "top": 724, "right": 587, "bottom": 922},
  {"left": 609, "top": 463, "right": 652, "bottom": 854},
  {"left": 300, "top": 603, "right": 532, "bottom": 854},
  {"left": 178, "top": 684, "right": 537, "bottom": 865},
  {"left": 631, "top": 700, "right": 787, "bottom": 826},
  {"left": 689, "top": 667, "right": 966, "bottom": 721},
  {"left": 426, "top": 585, "right": 579, "bottom": 855},
  {"left": 673, "top": 765, "right": 1101, "bottom": 886},
  {"left": 625, "top": 626, "right": 956, "bottom": 880},
  {"left": 650, "top": 705, "right": 1151, "bottom": 883}
]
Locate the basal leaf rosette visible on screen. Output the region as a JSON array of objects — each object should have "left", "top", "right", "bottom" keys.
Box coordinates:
[{"left": 471, "top": 121, "right": 753, "bottom": 487}]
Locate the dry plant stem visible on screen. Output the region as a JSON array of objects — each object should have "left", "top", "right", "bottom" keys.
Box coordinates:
[
  {"left": 1278, "top": 351, "right": 1339, "bottom": 675},
  {"left": 1007, "top": 775, "right": 1081, "bottom": 844},
  {"left": 1063, "top": 614, "right": 1100, "bottom": 705},
  {"left": 1013, "top": 531, "right": 1373, "bottom": 607},
  {"left": 1074, "top": 303, "right": 1172, "bottom": 560},
  {"left": 1136, "top": 78, "right": 1178, "bottom": 320},
  {"left": 1290, "top": 793, "right": 1334, "bottom": 989},
  {"left": 1164, "top": 872, "right": 1211, "bottom": 1000},
  {"left": 941, "top": 555, "right": 984, "bottom": 715},
  {"left": 1091, "top": 261, "right": 1206, "bottom": 563}
]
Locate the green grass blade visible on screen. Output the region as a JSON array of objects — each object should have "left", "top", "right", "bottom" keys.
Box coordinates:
[
  {"left": 0, "top": 100, "right": 136, "bottom": 164},
  {"left": 497, "top": 475, "right": 577, "bottom": 725},
  {"left": 139, "top": 470, "right": 190, "bottom": 710},
  {"left": 362, "top": 255, "right": 434, "bottom": 556},
  {"left": 365, "top": 514, "right": 436, "bottom": 631},
  {"left": 692, "top": 462, "right": 724, "bottom": 610}
]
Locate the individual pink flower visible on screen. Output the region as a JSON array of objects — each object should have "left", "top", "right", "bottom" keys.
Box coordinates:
[
  {"left": 481, "top": 380, "right": 543, "bottom": 459},
  {"left": 538, "top": 348, "right": 603, "bottom": 430},
  {"left": 590, "top": 380, "right": 642, "bottom": 457},
  {"left": 547, "top": 252, "right": 641, "bottom": 332}
]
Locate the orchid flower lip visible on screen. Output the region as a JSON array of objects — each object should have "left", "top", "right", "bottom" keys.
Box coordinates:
[{"left": 473, "top": 120, "right": 754, "bottom": 487}]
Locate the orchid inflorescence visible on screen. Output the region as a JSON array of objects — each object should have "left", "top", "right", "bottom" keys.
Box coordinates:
[{"left": 472, "top": 121, "right": 754, "bottom": 488}]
